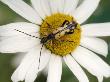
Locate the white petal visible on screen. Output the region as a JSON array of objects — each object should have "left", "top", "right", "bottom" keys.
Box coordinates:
[
  {"left": 11, "top": 47, "right": 40, "bottom": 82},
  {"left": 11, "top": 53, "right": 25, "bottom": 67},
  {"left": 40, "top": 0, "right": 51, "bottom": 16},
  {"left": 49, "top": 0, "right": 65, "bottom": 13},
  {"left": 42, "top": 65, "right": 49, "bottom": 76},
  {"left": 98, "top": 76, "right": 103, "bottom": 82},
  {"left": 0, "top": 35, "right": 40, "bottom": 53},
  {"left": 1, "top": 0, "right": 42, "bottom": 24},
  {"left": 64, "top": 55, "right": 89, "bottom": 82},
  {"left": 47, "top": 55, "right": 62, "bottom": 82},
  {"left": 25, "top": 47, "right": 51, "bottom": 82},
  {"left": 0, "top": 36, "right": 10, "bottom": 41},
  {"left": 73, "top": 0, "right": 100, "bottom": 24},
  {"left": 56, "top": 0, "right": 65, "bottom": 13},
  {"left": 31, "top": 0, "right": 50, "bottom": 19},
  {"left": 72, "top": 46, "right": 110, "bottom": 78},
  {"left": 81, "top": 37, "right": 108, "bottom": 57},
  {"left": 38, "top": 48, "right": 51, "bottom": 71},
  {"left": 82, "top": 23, "right": 110, "bottom": 36},
  {"left": 0, "top": 22, "right": 39, "bottom": 36},
  {"left": 64, "top": 0, "right": 79, "bottom": 14}
]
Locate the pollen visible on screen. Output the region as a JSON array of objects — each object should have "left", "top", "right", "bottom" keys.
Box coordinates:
[{"left": 40, "top": 13, "right": 81, "bottom": 56}]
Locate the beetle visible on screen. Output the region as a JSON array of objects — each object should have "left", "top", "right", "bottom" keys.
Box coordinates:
[
  {"left": 40, "top": 20, "right": 78, "bottom": 44},
  {"left": 14, "top": 20, "right": 78, "bottom": 69},
  {"left": 14, "top": 20, "right": 78, "bottom": 44}
]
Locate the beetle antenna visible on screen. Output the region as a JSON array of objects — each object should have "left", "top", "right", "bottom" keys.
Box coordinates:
[
  {"left": 14, "top": 29, "right": 41, "bottom": 39},
  {"left": 38, "top": 44, "right": 44, "bottom": 70}
]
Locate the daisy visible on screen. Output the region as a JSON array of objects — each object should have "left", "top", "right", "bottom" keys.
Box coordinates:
[{"left": 0, "top": 0, "right": 110, "bottom": 82}]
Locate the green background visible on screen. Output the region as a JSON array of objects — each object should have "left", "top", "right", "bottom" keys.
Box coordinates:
[{"left": 0, "top": 0, "right": 110, "bottom": 82}]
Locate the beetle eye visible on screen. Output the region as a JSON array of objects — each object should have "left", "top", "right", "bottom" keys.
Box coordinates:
[{"left": 72, "top": 21, "right": 78, "bottom": 27}]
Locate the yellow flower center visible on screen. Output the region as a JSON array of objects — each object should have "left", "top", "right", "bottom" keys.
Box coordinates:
[{"left": 40, "top": 13, "right": 81, "bottom": 56}]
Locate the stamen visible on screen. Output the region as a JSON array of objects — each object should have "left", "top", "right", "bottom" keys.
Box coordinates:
[
  {"left": 57, "top": 39, "right": 75, "bottom": 43},
  {"left": 40, "top": 13, "right": 81, "bottom": 56},
  {"left": 45, "top": 21, "right": 51, "bottom": 28}
]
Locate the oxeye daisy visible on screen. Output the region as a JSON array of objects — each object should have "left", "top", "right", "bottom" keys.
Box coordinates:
[{"left": 0, "top": 0, "right": 110, "bottom": 82}]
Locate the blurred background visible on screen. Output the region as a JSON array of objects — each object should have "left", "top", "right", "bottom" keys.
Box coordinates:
[{"left": 0, "top": 0, "right": 110, "bottom": 82}]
